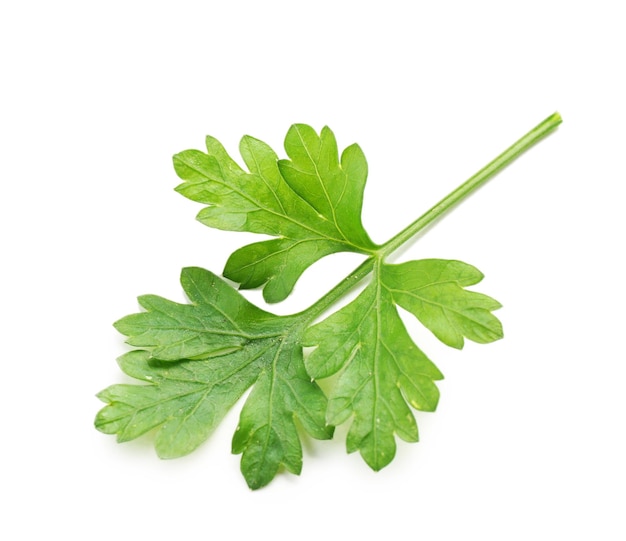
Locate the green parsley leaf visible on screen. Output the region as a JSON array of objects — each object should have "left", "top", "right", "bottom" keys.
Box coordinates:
[
  {"left": 383, "top": 259, "right": 503, "bottom": 349},
  {"left": 97, "top": 113, "right": 561, "bottom": 489},
  {"left": 303, "top": 259, "right": 501, "bottom": 469},
  {"left": 96, "top": 267, "right": 332, "bottom": 489},
  {"left": 173, "top": 125, "right": 377, "bottom": 303}
]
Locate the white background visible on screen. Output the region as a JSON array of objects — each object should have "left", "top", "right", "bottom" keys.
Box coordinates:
[{"left": 2, "top": 1, "right": 625, "bottom": 539}]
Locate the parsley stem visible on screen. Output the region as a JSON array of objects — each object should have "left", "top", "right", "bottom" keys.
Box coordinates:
[
  {"left": 300, "top": 257, "right": 376, "bottom": 323},
  {"left": 379, "top": 111, "right": 562, "bottom": 257},
  {"left": 302, "top": 112, "right": 562, "bottom": 323}
]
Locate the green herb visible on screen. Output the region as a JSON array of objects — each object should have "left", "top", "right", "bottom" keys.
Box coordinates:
[
  {"left": 95, "top": 113, "right": 561, "bottom": 489},
  {"left": 173, "top": 125, "right": 377, "bottom": 303}
]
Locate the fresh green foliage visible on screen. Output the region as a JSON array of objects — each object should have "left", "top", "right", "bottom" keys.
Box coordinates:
[
  {"left": 96, "top": 267, "right": 332, "bottom": 489},
  {"left": 96, "top": 114, "right": 562, "bottom": 489},
  {"left": 303, "top": 259, "right": 501, "bottom": 470},
  {"left": 383, "top": 259, "right": 503, "bottom": 349},
  {"left": 173, "top": 125, "right": 376, "bottom": 303}
]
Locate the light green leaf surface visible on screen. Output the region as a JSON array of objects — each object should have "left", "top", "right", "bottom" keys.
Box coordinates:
[
  {"left": 304, "top": 259, "right": 501, "bottom": 470},
  {"left": 382, "top": 259, "right": 503, "bottom": 349},
  {"left": 95, "top": 349, "right": 262, "bottom": 459},
  {"left": 278, "top": 124, "right": 374, "bottom": 249},
  {"left": 173, "top": 126, "right": 377, "bottom": 302}
]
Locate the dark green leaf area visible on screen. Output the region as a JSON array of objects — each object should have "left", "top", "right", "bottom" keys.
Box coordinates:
[
  {"left": 304, "top": 275, "right": 443, "bottom": 471},
  {"left": 232, "top": 338, "right": 333, "bottom": 490},
  {"left": 173, "top": 126, "right": 377, "bottom": 303},
  {"left": 97, "top": 267, "right": 331, "bottom": 489},
  {"left": 382, "top": 259, "right": 503, "bottom": 349},
  {"left": 113, "top": 267, "right": 282, "bottom": 361}
]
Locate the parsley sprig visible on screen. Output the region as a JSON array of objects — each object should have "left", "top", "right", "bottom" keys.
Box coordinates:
[{"left": 96, "top": 113, "right": 561, "bottom": 489}]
